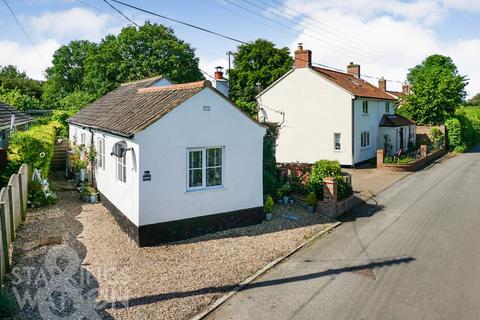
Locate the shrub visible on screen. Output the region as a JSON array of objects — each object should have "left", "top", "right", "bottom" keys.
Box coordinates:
[
  {"left": 306, "top": 192, "right": 317, "bottom": 206},
  {"left": 264, "top": 195, "right": 273, "bottom": 213},
  {"left": 308, "top": 160, "right": 351, "bottom": 200},
  {"left": 445, "top": 117, "right": 462, "bottom": 150},
  {"left": 263, "top": 124, "right": 279, "bottom": 198},
  {"left": 8, "top": 121, "right": 60, "bottom": 178},
  {"left": 430, "top": 128, "right": 444, "bottom": 149},
  {"left": 28, "top": 179, "right": 57, "bottom": 208}
]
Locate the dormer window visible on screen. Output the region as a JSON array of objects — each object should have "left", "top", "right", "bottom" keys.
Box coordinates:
[{"left": 362, "top": 101, "right": 369, "bottom": 114}]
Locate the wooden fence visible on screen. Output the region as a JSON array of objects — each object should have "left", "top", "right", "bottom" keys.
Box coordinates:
[{"left": 0, "top": 164, "right": 28, "bottom": 286}]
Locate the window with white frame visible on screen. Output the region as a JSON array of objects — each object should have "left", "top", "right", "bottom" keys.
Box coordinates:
[
  {"left": 80, "top": 133, "right": 86, "bottom": 145},
  {"left": 334, "top": 133, "right": 341, "bottom": 151},
  {"left": 187, "top": 147, "right": 223, "bottom": 190},
  {"left": 97, "top": 137, "right": 105, "bottom": 170},
  {"left": 117, "top": 155, "right": 126, "bottom": 183},
  {"left": 362, "top": 101, "right": 369, "bottom": 114},
  {"left": 361, "top": 131, "right": 370, "bottom": 148},
  {"left": 385, "top": 102, "right": 390, "bottom": 113}
]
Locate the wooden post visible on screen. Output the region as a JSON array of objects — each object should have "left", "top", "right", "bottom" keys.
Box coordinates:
[
  {"left": 7, "top": 185, "right": 14, "bottom": 242},
  {"left": 18, "top": 173, "right": 26, "bottom": 221},
  {"left": 0, "top": 202, "right": 9, "bottom": 272},
  {"left": 420, "top": 144, "right": 427, "bottom": 158}
]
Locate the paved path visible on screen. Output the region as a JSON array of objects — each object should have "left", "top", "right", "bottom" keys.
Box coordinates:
[{"left": 208, "top": 150, "right": 480, "bottom": 320}]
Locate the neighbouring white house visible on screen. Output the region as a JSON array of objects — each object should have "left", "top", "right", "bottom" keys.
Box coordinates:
[
  {"left": 257, "top": 44, "right": 416, "bottom": 166},
  {"left": 67, "top": 73, "right": 266, "bottom": 246}
]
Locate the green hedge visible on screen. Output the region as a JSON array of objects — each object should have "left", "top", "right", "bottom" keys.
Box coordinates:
[
  {"left": 8, "top": 121, "right": 60, "bottom": 178},
  {"left": 445, "top": 107, "right": 480, "bottom": 152},
  {"left": 308, "top": 160, "right": 352, "bottom": 200},
  {"left": 445, "top": 117, "right": 463, "bottom": 150}
]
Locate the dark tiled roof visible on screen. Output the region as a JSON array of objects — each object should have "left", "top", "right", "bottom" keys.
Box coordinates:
[
  {"left": 0, "top": 103, "right": 34, "bottom": 130},
  {"left": 379, "top": 114, "right": 415, "bottom": 127},
  {"left": 67, "top": 78, "right": 211, "bottom": 137},
  {"left": 312, "top": 67, "right": 397, "bottom": 100}
]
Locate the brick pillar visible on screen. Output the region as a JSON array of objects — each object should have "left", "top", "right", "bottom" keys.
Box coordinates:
[
  {"left": 322, "top": 177, "right": 338, "bottom": 217},
  {"left": 420, "top": 144, "right": 427, "bottom": 158},
  {"left": 376, "top": 149, "right": 384, "bottom": 169}
]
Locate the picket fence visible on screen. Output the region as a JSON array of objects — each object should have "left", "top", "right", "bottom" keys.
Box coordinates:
[{"left": 0, "top": 164, "right": 28, "bottom": 286}]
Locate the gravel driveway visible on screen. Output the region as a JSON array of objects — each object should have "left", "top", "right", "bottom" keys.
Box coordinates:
[{"left": 8, "top": 188, "right": 334, "bottom": 320}]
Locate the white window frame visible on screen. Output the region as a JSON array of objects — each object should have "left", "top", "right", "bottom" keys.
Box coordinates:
[
  {"left": 97, "top": 137, "right": 105, "bottom": 170},
  {"left": 80, "top": 132, "right": 86, "bottom": 145},
  {"left": 187, "top": 147, "right": 224, "bottom": 191},
  {"left": 362, "top": 101, "right": 369, "bottom": 114},
  {"left": 334, "top": 133, "right": 341, "bottom": 151},
  {"left": 116, "top": 154, "right": 126, "bottom": 183},
  {"left": 360, "top": 131, "right": 370, "bottom": 148},
  {"left": 385, "top": 102, "right": 390, "bottom": 113}
]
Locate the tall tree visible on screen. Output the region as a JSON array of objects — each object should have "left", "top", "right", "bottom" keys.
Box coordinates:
[
  {"left": 467, "top": 93, "right": 480, "bottom": 106},
  {"left": 0, "top": 65, "right": 43, "bottom": 98},
  {"left": 83, "top": 22, "right": 203, "bottom": 96},
  {"left": 44, "top": 40, "right": 97, "bottom": 104},
  {"left": 398, "top": 54, "right": 467, "bottom": 125},
  {"left": 228, "top": 39, "right": 293, "bottom": 116}
]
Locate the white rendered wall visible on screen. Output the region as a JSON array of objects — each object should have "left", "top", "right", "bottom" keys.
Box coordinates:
[
  {"left": 258, "top": 68, "right": 354, "bottom": 165},
  {"left": 69, "top": 124, "right": 140, "bottom": 225},
  {"left": 136, "top": 88, "right": 266, "bottom": 226}
]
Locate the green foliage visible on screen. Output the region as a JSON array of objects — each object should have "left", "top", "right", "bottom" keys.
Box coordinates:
[
  {"left": 308, "top": 160, "right": 351, "bottom": 200},
  {"left": 0, "top": 86, "right": 43, "bottom": 111},
  {"left": 28, "top": 179, "right": 57, "bottom": 208},
  {"left": 263, "top": 124, "right": 280, "bottom": 198},
  {"left": 306, "top": 192, "right": 317, "bottom": 206},
  {"left": 400, "top": 55, "right": 467, "bottom": 125},
  {"left": 50, "top": 108, "right": 83, "bottom": 137},
  {"left": 229, "top": 39, "right": 293, "bottom": 116},
  {"left": 8, "top": 122, "right": 59, "bottom": 177},
  {"left": 430, "top": 128, "right": 444, "bottom": 149},
  {"left": 83, "top": 23, "right": 203, "bottom": 97},
  {"left": 455, "top": 106, "right": 480, "bottom": 148},
  {"left": 445, "top": 117, "right": 463, "bottom": 150},
  {"left": 81, "top": 185, "right": 97, "bottom": 196},
  {"left": 44, "top": 40, "right": 97, "bottom": 104},
  {"left": 279, "top": 182, "right": 291, "bottom": 196},
  {"left": 0, "top": 64, "right": 43, "bottom": 98},
  {"left": 264, "top": 195, "right": 274, "bottom": 213}
]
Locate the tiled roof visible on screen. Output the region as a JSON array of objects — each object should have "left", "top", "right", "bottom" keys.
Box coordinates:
[
  {"left": 67, "top": 78, "right": 212, "bottom": 137},
  {"left": 0, "top": 103, "right": 34, "bottom": 130},
  {"left": 379, "top": 114, "right": 415, "bottom": 127},
  {"left": 312, "top": 67, "right": 397, "bottom": 100},
  {"left": 387, "top": 91, "right": 405, "bottom": 99}
]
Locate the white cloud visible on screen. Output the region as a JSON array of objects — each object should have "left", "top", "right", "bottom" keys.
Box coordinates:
[
  {"left": 0, "top": 39, "right": 59, "bottom": 79},
  {"left": 284, "top": 0, "right": 479, "bottom": 96},
  {"left": 29, "top": 7, "right": 113, "bottom": 42}
]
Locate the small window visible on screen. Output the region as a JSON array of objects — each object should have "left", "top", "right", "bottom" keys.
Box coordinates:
[
  {"left": 97, "top": 137, "right": 105, "bottom": 170},
  {"left": 80, "top": 133, "right": 86, "bottom": 145},
  {"left": 362, "top": 101, "right": 369, "bottom": 114},
  {"left": 117, "top": 155, "right": 126, "bottom": 183},
  {"left": 334, "top": 133, "right": 341, "bottom": 151},
  {"left": 187, "top": 147, "right": 223, "bottom": 190},
  {"left": 385, "top": 102, "right": 390, "bottom": 113},
  {"left": 361, "top": 131, "right": 370, "bottom": 148}
]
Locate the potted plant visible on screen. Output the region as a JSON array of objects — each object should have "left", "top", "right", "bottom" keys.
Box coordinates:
[
  {"left": 280, "top": 183, "right": 291, "bottom": 205},
  {"left": 82, "top": 185, "right": 99, "bottom": 203},
  {"left": 306, "top": 192, "right": 317, "bottom": 213},
  {"left": 264, "top": 196, "right": 274, "bottom": 221}
]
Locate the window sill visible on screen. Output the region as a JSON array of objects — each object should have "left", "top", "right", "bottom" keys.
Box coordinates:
[{"left": 186, "top": 185, "right": 225, "bottom": 193}]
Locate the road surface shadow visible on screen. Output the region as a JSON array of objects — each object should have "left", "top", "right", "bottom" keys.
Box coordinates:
[
  {"left": 338, "top": 197, "right": 385, "bottom": 222},
  {"left": 104, "top": 256, "right": 415, "bottom": 309}
]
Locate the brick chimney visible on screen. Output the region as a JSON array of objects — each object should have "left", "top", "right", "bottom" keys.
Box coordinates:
[
  {"left": 214, "top": 66, "right": 224, "bottom": 80},
  {"left": 402, "top": 82, "right": 410, "bottom": 95},
  {"left": 347, "top": 62, "right": 360, "bottom": 79},
  {"left": 378, "top": 77, "right": 387, "bottom": 91},
  {"left": 294, "top": 43, "right": 312, "bottom": 68},
  {"left": 213, "top": 66, "right": 229, "bottom": 97}
]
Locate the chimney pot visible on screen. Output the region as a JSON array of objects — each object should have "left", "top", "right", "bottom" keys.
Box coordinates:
[
  {"left": 347, "top": 62, "right": 360, "bottom": 79},
  {"left": 214, "top": 66, "right": 224, "bottom": 80},
  {"left": 378, "top": 77, "right": 387, "bottom": 91},
  {"left": 294, "top": 43, "right": 311, "bottom": 69},
  {"left": 402, "top": 82, "right": 410, "bottom": 95}
]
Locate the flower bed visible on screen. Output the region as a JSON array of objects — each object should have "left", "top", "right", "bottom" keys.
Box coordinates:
[{"left": 378, "top": 148, "right": 446, "bottom": 172}]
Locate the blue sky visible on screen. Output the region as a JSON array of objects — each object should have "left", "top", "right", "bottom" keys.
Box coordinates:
[{"left": 1, "top": 0, "right": 479, "bottom": 96}]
